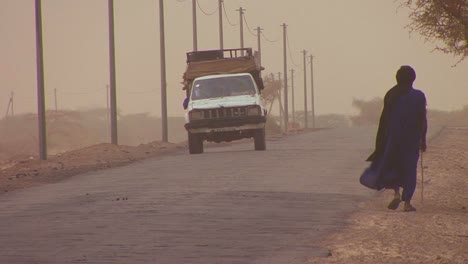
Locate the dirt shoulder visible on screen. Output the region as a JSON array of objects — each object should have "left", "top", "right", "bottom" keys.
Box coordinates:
[
  {"left": 0, "top": 130, "right": 293, "bottom": 194},
  {"left": 309, "top": 127, "right": 468, "bottom": 264},
  {"left": 0, "top": 141, "right": 185, "bottom": 194}
]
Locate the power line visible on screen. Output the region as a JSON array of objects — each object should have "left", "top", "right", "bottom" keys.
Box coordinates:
[
  {"left": 197, "top": 1, "right": 218, "bottom": 16},
  {"left": 243, "top": 15, "right": 256, "bottom": 37},
  {"left": 223, "top": 2, "right": 237, "bottom": 26},
  {"left": 261, "top": 31, "right": 279, "bottom": 43},
  {"left": 286, "top": 31, "right": 300, "bottom": 67}
]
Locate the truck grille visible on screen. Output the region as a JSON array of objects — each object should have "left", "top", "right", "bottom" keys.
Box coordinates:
[{"left": 203, "top": 107, "right": 247, "bottom": 119}]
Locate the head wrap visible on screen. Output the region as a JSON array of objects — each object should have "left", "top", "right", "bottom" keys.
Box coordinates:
[{"left": 396, "top": 65, "right": 416, "bottom": 85}]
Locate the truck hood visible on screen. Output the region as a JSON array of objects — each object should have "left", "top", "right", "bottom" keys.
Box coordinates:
[{"left": 189, "top": 95, "right": 261, "bottom": 110}]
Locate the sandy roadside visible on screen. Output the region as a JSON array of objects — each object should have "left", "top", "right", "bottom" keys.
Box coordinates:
[
  {"left": 309, "top": 127, "right": 468, "bottom": 264},
  {"left": 0, "top": 131, "right": 289, "bottom": 194},
  {"left": 0, "top": 141, "right": 185, "bottom": 194}
]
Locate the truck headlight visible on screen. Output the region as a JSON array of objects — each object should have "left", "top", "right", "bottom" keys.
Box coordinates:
[
  {"left": 247, "top": 105, "right": 261, "bottom": 116},
  {"left": 190, "top": 110, "right": 203, "bottom": 120}
]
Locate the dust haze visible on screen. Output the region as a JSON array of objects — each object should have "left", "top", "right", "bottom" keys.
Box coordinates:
[{"left": 1, "top": 0, "right": 467, "bottom": 159}]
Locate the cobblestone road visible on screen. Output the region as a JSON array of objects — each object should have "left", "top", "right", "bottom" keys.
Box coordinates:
[{"left": 0, "top": 127, "right": 377, "bottom": 264}]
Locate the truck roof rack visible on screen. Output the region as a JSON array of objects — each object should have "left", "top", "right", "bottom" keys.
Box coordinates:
[{"left": 186, "top": 48, "right": 253, "bottom": 63}]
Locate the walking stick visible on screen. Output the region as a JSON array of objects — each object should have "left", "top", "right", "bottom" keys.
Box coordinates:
[{"left": 420, "top": 150, "right": 424, "bottom": 203}]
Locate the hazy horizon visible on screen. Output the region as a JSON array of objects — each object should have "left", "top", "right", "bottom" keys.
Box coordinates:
[{"left": 1, "top": 0, "right": 467, "bottom": 118}]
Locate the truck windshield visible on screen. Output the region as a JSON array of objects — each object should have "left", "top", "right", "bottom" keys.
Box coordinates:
[{"left": 191, "top": 75, "right": 256, "bottom": 100}]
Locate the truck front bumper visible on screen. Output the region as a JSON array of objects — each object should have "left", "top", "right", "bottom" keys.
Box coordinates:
[{"left": 185, "top": 116, "right": 266, "bottom": 134}]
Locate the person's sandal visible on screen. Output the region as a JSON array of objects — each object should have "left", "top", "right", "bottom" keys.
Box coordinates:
[
  {"left": 387, "top": 197, "right": 401, "bottom": 210},
  {"left": 403, "top": 203, "right": 416, "bottom": 212}
]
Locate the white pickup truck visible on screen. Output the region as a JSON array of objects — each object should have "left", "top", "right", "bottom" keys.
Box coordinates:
[{"left": 182, "top": 49, "right": 267, "bottom": 154}]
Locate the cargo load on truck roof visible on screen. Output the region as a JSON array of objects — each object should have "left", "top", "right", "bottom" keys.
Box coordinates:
[{"left": 182, "top": 48, "right": 264, "bottom": 94}]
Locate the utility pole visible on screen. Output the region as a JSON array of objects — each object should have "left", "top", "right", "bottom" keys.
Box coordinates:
[
  {"left": 310, "top": 54, "right": 316, "bottom": 128},
  {"left": 255, "top": 26, "right": 263, "bottom": 66},
  {"left": 267, "top": 72, "right": 275, "bottom": 114},
  {"left": 108, "top": 0, "right": 118, "bottom": 145},
  {"left": 106, "top": 84, "right": 110, "bottom": 139},
  {"left": 54, "top": 89, "right": 57, "bottom": 112},
  {"left": 5, "top": 98, "right": 10, "bottom": 117},
  {"left": 35, "top": 0, "right": 47, "bottom": 160},
  {"left": 237, "top": 7, "right": 245, "bottom": 54},
  {"left": 10, "top": 92, "right": 14, "bottom": 116},
  {"left": 5, "top": 93, "right": 13, "bottom": 118},
  {"left": 267, "top": 74, "right": 275, "bottom": 114},
  {"left": 291, "top": 69, "right": 295, "bottom": 124},
  {"left": 282, "top": 23, "right": 288, "bottom": 131},
  {"left": 192, "top": 0, "right": 198, "bottom": 51},
  {"left": 302, "top": 50, "right": 308, "bottom": 128},
  {"left": 159, "top": 0, "right": 168, "bottom": 142},
  {"left": 277, "top": 72, "right": 283, "bottom": 127},
  {"left": 218, "top": 0, "right": 223, "bottom": 49}
]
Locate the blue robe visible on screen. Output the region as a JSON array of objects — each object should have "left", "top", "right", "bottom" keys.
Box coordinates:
[{"left": 361, "top": 88, "right": 426, "bottom": 201}]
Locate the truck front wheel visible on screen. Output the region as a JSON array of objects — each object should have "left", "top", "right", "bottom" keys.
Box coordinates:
[
  {"left": 254, "top": 128, "right": 266, "bottom": 151},
  {"left": 188, "top": 132, "right": 204, "bottom": 154}
]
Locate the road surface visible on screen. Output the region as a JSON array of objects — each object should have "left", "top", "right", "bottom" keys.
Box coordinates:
[{"left": 0, "top": 127, "right": 377, "bottom": 264}]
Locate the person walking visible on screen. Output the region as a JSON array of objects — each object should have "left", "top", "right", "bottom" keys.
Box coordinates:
[{"left": 361, "top": 65, "right": 427, "bottom": 212}]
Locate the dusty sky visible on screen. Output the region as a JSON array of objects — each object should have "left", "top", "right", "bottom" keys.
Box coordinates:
[{"left": 1, "top": 0, "right": 467, "bottom": 118}]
